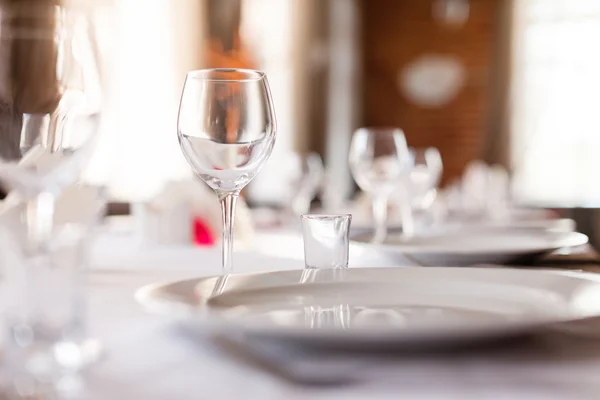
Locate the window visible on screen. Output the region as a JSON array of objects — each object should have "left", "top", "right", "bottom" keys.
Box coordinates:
[
  {"left": 84, "top": 0, "right": 298, "bottom": 203},
  {"left": 511, "top": 0, "right": 600, "bottom": 206},
  {"left": 83, "top": 1, "right": 201, "bottom": 201},
  {"left": 240, "top": 0, "right": 297, "bottom": 204}
]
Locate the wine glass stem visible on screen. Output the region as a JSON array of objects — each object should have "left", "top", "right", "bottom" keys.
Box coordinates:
[
  {"left": 372, "top": 194, "right": 388, "bottom": 243},
  {"left": 218, "top": 191, "right": 239, "bottom": 273},
  {"left": 292, "top": 194, "right": 310, "bottom": 216},
  {"left": 400, "top": 195, "right": 414, "bottom": 238},
  {"left": 25, "top": 192, "right": 55, "bottom": 319}
]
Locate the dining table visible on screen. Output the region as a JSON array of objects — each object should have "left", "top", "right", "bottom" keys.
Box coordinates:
[{"left": 75, "top": 220, "right": 600, "bottom": 399}]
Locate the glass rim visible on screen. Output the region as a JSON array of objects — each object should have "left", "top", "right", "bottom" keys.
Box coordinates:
[
  {"left": 410, "top": 146, "right": 440, "bottom": 154},
  {"left": 354, "top": 127, "right": 405, "bottom": 135},
  {"left": 186, "top": 68, "right": 267, "bottom": 83},
  {"left": 301, "top": 214, "right": 352, "bottom": 220}
]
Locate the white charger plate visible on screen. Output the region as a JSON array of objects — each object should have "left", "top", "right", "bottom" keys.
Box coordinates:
[
  {"left": 351, "top": 230, "right": 588, "bottom": 266},
  {"left": 136, "top": 267, "right": 600, "bottom": 350}
]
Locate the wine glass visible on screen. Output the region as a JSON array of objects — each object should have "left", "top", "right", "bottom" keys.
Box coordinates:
[
  {"left": 0, "top": 5, "right": 103, "bottom": 193},
  {"left": 349, "top": 128, "right": 411, "bottom": 243},
  {"left": 0, "top": 2, "right": 102, "bottom": 396},
  {"left": 407, "top": 147, "right": 443, "bottom": 210},
  {"left": 290, "top": 152, "right": 324, "bottom": 217},
  {"left": 399, "top": 147, "right": 443, "bottom": 236},
  {"left": 178, "top": 69, "right": 277, "bottom": 272}
]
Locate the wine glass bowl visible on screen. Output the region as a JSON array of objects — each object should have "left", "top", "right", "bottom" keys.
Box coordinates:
[
  {"left": 178, "top": 69, "right": 276, "bottom": 194},
  {"left": 349, "top": 128, "right": 410, "bottom": 196},
  {"left": 0, "top": 2, "right": 103, "bottom": 196},
  {"left": 177, "top": 68, "right": 277, "bottom": 271}
]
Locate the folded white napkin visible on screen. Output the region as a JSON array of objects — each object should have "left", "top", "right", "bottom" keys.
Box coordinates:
[{"left": 135, "top": 179, "right": 255, "bottom": 248}]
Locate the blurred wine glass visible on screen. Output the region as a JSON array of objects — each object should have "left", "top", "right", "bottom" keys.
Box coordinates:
[
  {"left": 349, "top": 128, "right": 411, "bottom": 243},
  {"left": 0, "top": 4, "right": 103, "bottom": 195},
  {"left": 177, "top": 68, "right": 277, "bottom": 272},
  {"left": 398, "top": 147, "right": 443, "bottom": 236},
  {"left": 407, "top": 147, "right": 443, "bottom": 210},
  {"left": 460, "top": 160, "right": 489, "bottom": 218},
  {"left": 290, "top": 152, "right": 324, "bottom": 216},
  {"left": 486, "top": 164, "right": 510, "bottom": 221},
  {"left": 0, "top": 2, "right": 103, "bottom": 396}
]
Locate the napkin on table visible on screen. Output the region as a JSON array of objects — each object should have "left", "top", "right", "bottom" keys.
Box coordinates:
[{"left": 135, "top": 179, "right": 255, "bottom": 249}]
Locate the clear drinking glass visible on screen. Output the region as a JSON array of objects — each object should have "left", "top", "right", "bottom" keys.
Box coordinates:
[
  {"left": 178, "top": 69, "right": 277, "bottom": 272},
  {"left": 349, "top": 128, "right": 411, "bottom": 243},
  {"left": 1, "top": 221, "right": 97, "bottom": 398},
  {"left": 301, "top": 214, "right": 351, "bottom": 269}
]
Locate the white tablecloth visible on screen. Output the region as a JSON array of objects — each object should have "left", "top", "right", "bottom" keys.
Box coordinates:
[{"left": 78, "top": 231, "right": 600, "bottom": 399}]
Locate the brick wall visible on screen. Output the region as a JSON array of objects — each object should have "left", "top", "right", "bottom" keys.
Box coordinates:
[{"left": 361, "top": 0, "right": 501, "bottom": 184}]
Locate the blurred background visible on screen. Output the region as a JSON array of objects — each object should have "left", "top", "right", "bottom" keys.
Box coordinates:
[
  {"left": 80, "top": 0, "right": 600, "bottom": 241},
  {"left": 2, "top": 2, "right": 599, "bottom": 396}
]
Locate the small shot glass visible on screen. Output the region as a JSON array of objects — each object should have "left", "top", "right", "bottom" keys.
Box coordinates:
[{"left": 301, "top": 214, "right": 352, "bottom": 269}]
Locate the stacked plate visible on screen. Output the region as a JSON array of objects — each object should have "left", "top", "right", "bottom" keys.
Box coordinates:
[
  {"left": 256, "top": 218, "right": 588, "bottom": 267},
  {"left": 351, "top": 227, "right": 588, "bottom": 266}
]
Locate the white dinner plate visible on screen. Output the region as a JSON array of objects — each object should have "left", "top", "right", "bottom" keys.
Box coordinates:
[
  {"left": 436, "top": 217, "right": 576, "bottom": 233},
  {"left": 348, "top": 206, "right": 563, "bottom": 233},
  {"left": 136, "top": 267, "right": 600, "bottom": 350},
  {"left": 351, "top": 217, "right": 575, "bottom": 236},
  {"left": 351, "top": 229, "right": 588, "bottom": 266}
]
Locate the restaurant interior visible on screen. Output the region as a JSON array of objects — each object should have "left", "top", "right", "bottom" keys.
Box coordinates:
[{"left": 1, "top": 0, "right": 600, "bottom": 399}]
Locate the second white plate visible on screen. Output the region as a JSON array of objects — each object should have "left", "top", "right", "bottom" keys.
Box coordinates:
[{"left": 350, "top": 229, "right": 588, "bottom": 266}]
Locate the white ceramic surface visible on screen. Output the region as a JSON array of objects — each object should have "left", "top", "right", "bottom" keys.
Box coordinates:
[
  {"left": 349, "top": 205, "right": 566, "bottom": 233},
  {"left": 350, "top": 217, "right": 575, "bottom": 235},
  {"left": 136, "top": 267, "right": 600, "bottom": 350},
  {"left": 439, "top": 217, "right": 576, "bottom": 233},
  {"left": 351, "top": 230, "right": 588, "bottom": 266}
]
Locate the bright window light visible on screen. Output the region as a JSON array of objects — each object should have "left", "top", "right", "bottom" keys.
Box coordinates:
[
  {"left": 512, "top": 0, "right": 600, "bottom": 206},
  {"left": 240, "top": 0, "right": 296, "bottom": 204},
  {"left": 82, "top": 0, "right": 193, "bottom": 202}
]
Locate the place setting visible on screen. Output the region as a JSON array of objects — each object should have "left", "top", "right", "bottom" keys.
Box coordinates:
[
  {"left": 0, "top": 1, "right": 599, "bottom": 396},
  {"left": 0, "top": 62, "right": 596, "bottom": 398},
  {"left": 343, "top": 128, "right": 588, "bottom": 267},
  {"left": 137, "top": 211, "right": 600, "bottom": 350},
  {"left": 130, "top": 64, "right": 600, "bottom": 388},
  {"left": 253, "top": 127, "right": 589, "bottom": 268},
  {"left": 134, "top": 218, "right": 600, "bottom": 393}
]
